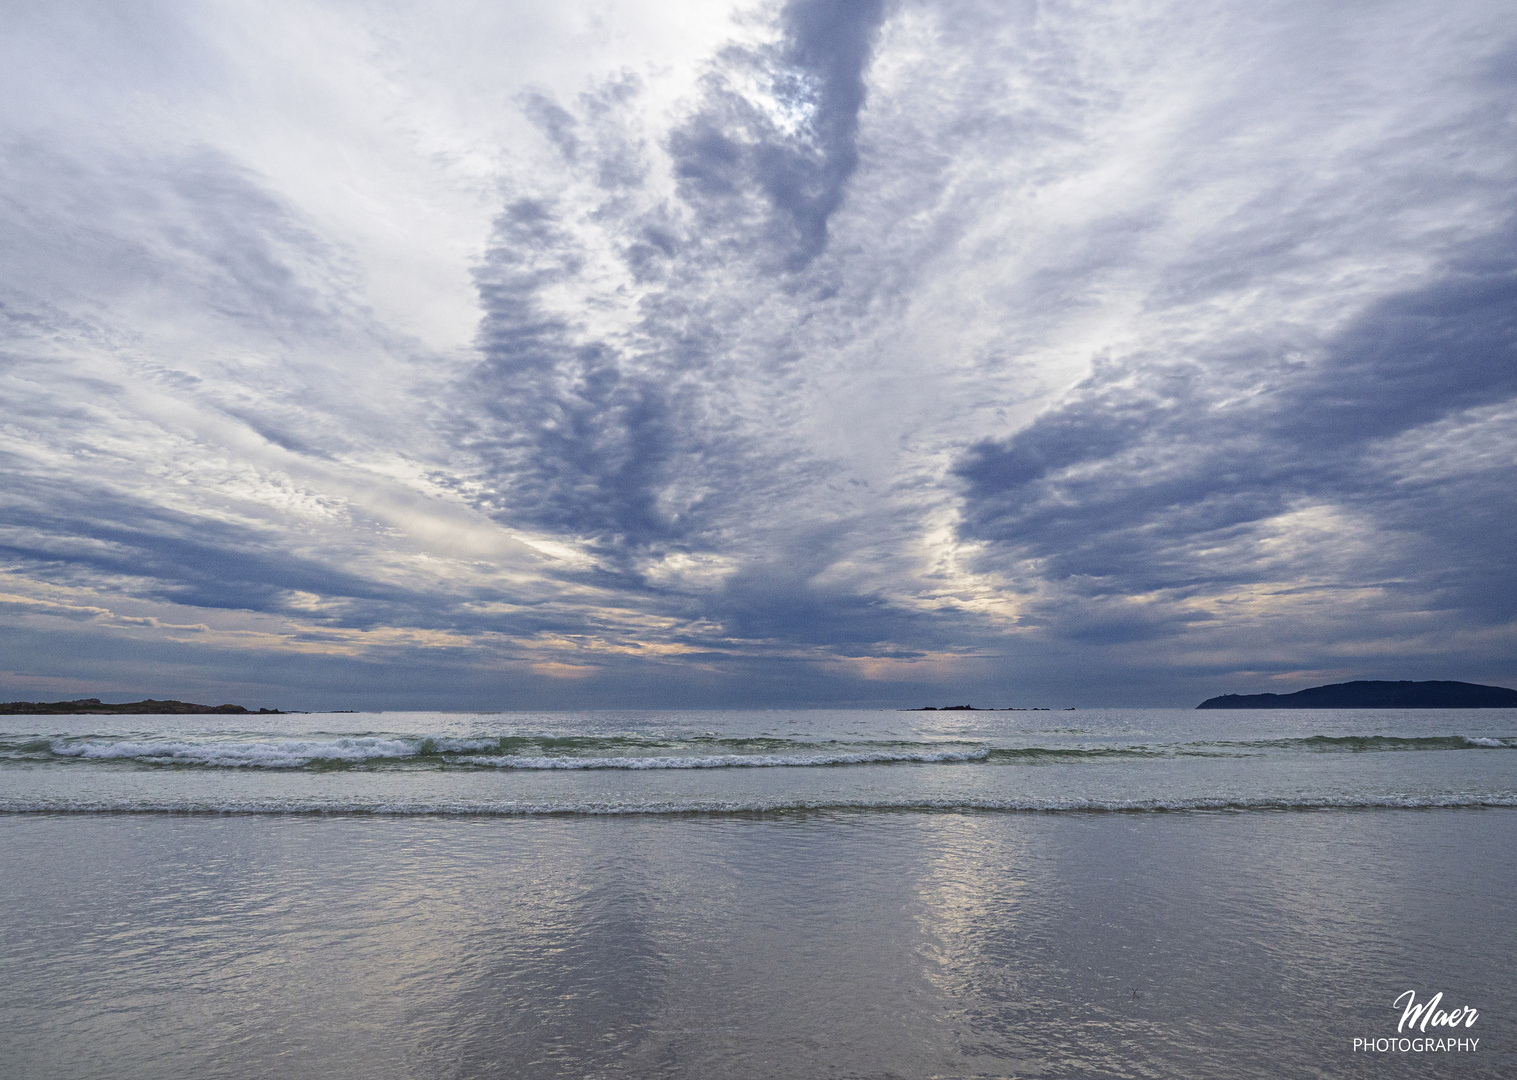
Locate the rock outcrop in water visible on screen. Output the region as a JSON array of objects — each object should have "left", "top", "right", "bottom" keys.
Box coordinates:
[
  {"left": 0, "top": 698, "right": 282, "bottom": 715},
  {"left": 909, "top": 705, "right": 1068, "bottom": 711},
  {"left": 1197, "top": 680, "right": 1517, "bottom": 709}
]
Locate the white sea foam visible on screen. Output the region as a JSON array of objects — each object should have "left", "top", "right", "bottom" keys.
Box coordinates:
[
  {"left": 470, "top": 748, "right": 991, "bottom": 769},
  {"left": 19, "top": 730, "right": 1513, "bottom": 769},
  {"left": 48, "top": 737, "right": 423, "bottom": 768},
  {"left": 34, "top": 738, "right": 989, "bottom": 769}
]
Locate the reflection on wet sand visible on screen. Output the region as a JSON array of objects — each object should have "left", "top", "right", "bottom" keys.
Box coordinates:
[{"left": 1, "top": 810, "right": 1512, "bottom": 1079}]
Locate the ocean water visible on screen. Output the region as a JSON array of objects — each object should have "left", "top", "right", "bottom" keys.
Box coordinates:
[
  {"left": 2, "top": 707, "right": 1514, "bottom": 1078},
  {"left": 2, "top": 706, "right": 1515, "bottom": 814}
]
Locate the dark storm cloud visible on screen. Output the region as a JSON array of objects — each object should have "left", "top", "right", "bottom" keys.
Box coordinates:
[
  {"left": 670, "top": 0, "right": 886, "bottom": 268},
  {"left": 466, "top": 196, "right": 709, "bottom": 555},
  {"left": 0, "top": 468, "right": 400, "bottom": 615},
  {"left": 712, "top": 526, "right": 943, "bottom": 651},
  {"left": 955, "top": 218, "right": 1517, "bottom": 639},
  {"left": 462, "top": 0, "right": 890, "bottom": 576},
  {"left": 0, "top": 463, "right": 654, "bottom": 644}
]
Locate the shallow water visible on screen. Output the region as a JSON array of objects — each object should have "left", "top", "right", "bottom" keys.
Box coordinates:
[
  {"left": 1, "top": 808, "right": 1511, "bottom": 1079},
  {"left": 2, "top": 707, "right": 1514, "bottom": 812},
  {"left": 2, "top": 708, "right": 1513, "bottom": 1077}
]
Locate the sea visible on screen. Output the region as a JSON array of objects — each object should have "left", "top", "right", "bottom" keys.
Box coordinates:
[{"left": 2, "top": 706, "right": 1513, "bottom": 1078}]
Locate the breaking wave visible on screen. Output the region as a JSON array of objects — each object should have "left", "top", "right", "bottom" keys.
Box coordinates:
[
  {"left": 1, "top": 730, "right": 1511, "bottom": 771},
  {"left": 1, "top": 733, "right": 990, "bottom": 770}
]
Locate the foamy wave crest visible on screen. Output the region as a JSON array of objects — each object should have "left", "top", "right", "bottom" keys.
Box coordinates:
[
  {"left": 10, "top": 729, "right": 1511, "bottom": 771},
  {"left": 23, "top": 735, "right": 988, "bottom": 770},
  {"left": 48, "top": 736, "right": 430, "bottom": 768},
  {"left": 1236, "top": 734, "right": 1517, "bottom": 753},
  {"left": 469, "top": 748, "right": 991, "bottom": 769}
]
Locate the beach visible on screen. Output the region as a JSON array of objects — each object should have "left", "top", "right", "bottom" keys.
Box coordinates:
[
  {"left": 2, "top": 807, "right": 1511, "bottom": 1079},
  {"left": 7, "top": 0, "right": 1516, "bottom": 1074},
  {"left": 2, "top": 707, "right": 1513, "bottom": 1077}
]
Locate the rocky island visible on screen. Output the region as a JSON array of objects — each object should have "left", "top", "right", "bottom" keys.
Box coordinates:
[
  {"left": 0, "top": 698, "right": 283, "bottom": 715},
  {"left": 1197, "top": 680, "right": 1517, "bottom": 709},
  {"left": 909, "top": 705, "right": 1070, "bottom": 711}
]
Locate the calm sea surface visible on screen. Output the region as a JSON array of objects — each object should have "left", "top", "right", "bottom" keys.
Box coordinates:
[{"left": 2, "top": 707, "right": 1514, "bottom": 1077}]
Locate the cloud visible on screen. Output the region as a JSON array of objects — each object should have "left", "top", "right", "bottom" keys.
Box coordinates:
[
  {"left": 670, "top": 0, "right": 887, "bottom": 268},
  {"left": 460, "top": 0, "right": 894, "bottom": 565},
  {"left": 954, "top": 216, "right": 1517, "bottom": 664},
  {"left": 2, "top": 0, "right": 1515, "bottom": 705}
]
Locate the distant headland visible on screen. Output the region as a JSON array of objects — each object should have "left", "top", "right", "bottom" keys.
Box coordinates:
[
  {"left": 0, "top": 698, "right": 283, "bottom": 715},
  {"left": 1197, "top": 680, "right": 1517, "bottom": 709}
]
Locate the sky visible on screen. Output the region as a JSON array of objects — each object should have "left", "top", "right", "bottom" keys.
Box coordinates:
[{"left": 1, "top": 0, "right": 1514, "bottom": 710}]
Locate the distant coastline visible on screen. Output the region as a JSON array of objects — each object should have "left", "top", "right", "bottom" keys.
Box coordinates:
[
  {"left": 1197, "top": 680, "right": 1517, "bottom": 709},
  {"left": 0, "top": 698, "right": 283, "bottom": 715}
]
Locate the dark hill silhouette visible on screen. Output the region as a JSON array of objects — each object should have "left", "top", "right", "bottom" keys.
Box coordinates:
[
  {"left": 0, "top": 698, "right": 281, "bottom": 715},
  {"left": 1197, "top": 680, "right": 1517, "bottom": 709}
]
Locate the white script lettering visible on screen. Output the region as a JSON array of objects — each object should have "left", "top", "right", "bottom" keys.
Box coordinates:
[{"left": 1394, "top": 991, "right": 1478, "bottom": 1033}]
